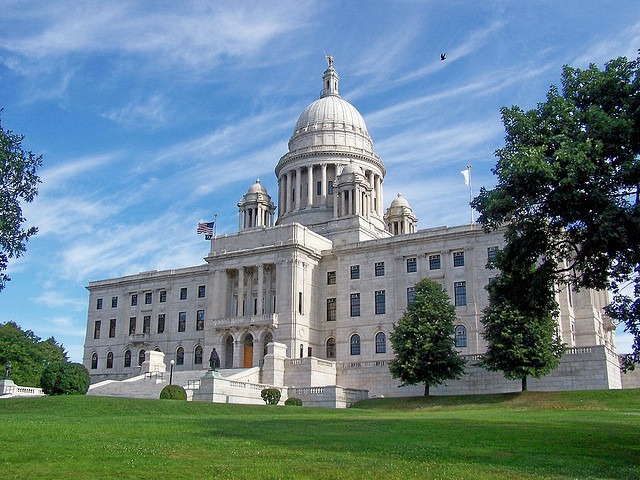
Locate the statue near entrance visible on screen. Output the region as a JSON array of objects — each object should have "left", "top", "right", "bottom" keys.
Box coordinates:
[
  {"left": 3, "top": 362, "right": 11, "bottom": 380},
  {"left": 209, "top": 348, "right": 220, "bottom": 371}
]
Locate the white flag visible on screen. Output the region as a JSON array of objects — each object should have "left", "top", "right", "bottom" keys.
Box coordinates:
[{"left": 461, "top": 169, "right": 470, "bottom": 186}]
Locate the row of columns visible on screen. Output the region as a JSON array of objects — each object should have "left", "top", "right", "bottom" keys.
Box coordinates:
[
  {"left": 238, "top": 205, "right": 275, "bottom": 230},
  {"left": 227, "top": 264, "right": 275, "bottom": 318}
]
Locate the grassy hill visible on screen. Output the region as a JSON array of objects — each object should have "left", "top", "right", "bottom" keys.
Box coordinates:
[{"left": 1, "top": 390, "right": 639, "bottom": 479}]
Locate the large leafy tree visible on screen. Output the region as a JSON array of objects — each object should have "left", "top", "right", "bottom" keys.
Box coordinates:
[
  {"left": 473, "top": 56, "right": 640, "bottom": 370},
  {"left": 0, "top": 113, "right": 42, "bottom": 292},
  {"left": 0, "top": 321, "right": 68, "bottom": 387},
  {"left": 389, "top": 278, "right": 466, "bottom": 396}
]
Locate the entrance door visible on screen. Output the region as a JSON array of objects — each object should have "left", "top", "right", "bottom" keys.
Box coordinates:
[{"left": 243, "top": 346, "right": 253, "bottom": 368}]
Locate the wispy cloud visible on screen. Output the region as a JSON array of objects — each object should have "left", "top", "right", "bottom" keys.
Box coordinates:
[
  {"left": 102, "top": 94, "right": 169, "bottom": 128},
  {"left": 571, "top": 21, "right": 640, "bottom": 67},
  {"left": 39, "top": 153, "right": 118, "bottom": 190}
]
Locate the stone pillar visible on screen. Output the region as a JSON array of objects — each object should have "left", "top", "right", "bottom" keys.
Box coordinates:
[
  {"left": 278, "top": 177, "right": 284, "bottom": 218},
  {"left": 307, "top": 165, "right": 313, "bottom": 207},
  {"left": 238, "top": 210, "right": 243, "bottom": 231},
  {"left": 295, "top": 167, "right": 301, "bottom": 210},
  {"left": 237, "top": 267, "right": 245, "bottom": 317},
  {"left": 334, "top": 191, "right": 339, "bottom": 218},
  {"left": 257, "top": 264, "right": 264, "bottom": 315},
  {"left": 321, "top": 163, "right": 327, "bottom": 206},
  {"left": 285, "top": 171, "right": 292, "bottom": 214},
  {"left": 233, "top": 340, "right": 242, "bottom": 368}
]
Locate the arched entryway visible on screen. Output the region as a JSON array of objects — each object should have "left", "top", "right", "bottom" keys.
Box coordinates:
[
  {"left": 243, "top": 334, "right": 254, "bottom": 368},
  {"left": 263, "top": 332, "right": 273, "bottom": 357},
  {"left": 224, "top": 335, "right": 234, "bottom": 369}
]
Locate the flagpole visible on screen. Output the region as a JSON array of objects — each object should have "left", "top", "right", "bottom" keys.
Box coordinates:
[
  {"left": 213, "top": 214, "right": 217, "bottom": 238},
  {"left": 467, "top": 165, "right": 474, "bottom": 224}
]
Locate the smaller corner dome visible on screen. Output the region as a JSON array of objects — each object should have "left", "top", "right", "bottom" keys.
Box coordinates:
[
  {"left": 390, "top": 193, "right": 410, "bottom": 208},
  {"left": 247, "top": 179, "right": 268, "bottom": 195},
  {"left": 340, "top": 161, "right": 362, "bottom": 176}
]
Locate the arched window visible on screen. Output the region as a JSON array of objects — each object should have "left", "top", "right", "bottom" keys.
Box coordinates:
[
  {"left": 106, "top": 351, "right": 114, "bottom": 369},
  {"left": 194, "top": 345, "right": 203, "bottom": 365},
  {"left": 91, "top": 353, "right": 98, "bottom": 369},
  {"left": 138, "top": 349, "right": 146, "bottom": 366},
  {"left": 455, "top": 325, "right": 467, "bottom": 347},
  {"left": 375, "top": 332, "right": 386, "bottom": 354},
  {"left": 350, "top": 334, "right": 360, "bottom": 355},
  {"left": 124, "top": 350, "right": 131, "bottom": 368},
  {"left": 176, "top": 347, "right": 184, "bottom": 366},
  {"left": 326, "top": 338, "right": 336, "bottom": 359},
  {"left": 263, "top": 332, "right": 273, "bottom": 357}
]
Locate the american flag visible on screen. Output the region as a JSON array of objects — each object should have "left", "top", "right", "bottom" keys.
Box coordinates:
[{"left": 197, "top": 221, "right": 215, "bottom": 235}]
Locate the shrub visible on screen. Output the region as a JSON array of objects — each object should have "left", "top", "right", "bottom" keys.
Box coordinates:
[
  {"left": 160, "top": 385, "right": 187, "bottom": 400},
  {"left": 261, "top": 387, "right": 281, "bottom": 405},
  {"left": 40, "top": 362, "right": 89, "bottom": 395},
  {"left": 284, "top": 397, "right": 303, "bottom": 406}
]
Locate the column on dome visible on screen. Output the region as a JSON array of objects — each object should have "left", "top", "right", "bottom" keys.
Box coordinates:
[
  {"left": 285, "top": 171, "right": 292, "bottom": 214},
  {"left": 307, "top": 165, "right": 313, "bottom": 207},
  {"left": 278, "top": 178, "right": 284, "bottom": 217},
  {"left": 295, "top": 167, "right": 301, "bottom": 210},
  {"left": 321, "top": 163, "right": 327, "bottom": 206}
]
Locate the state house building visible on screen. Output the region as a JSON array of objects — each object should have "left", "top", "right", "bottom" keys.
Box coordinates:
[{"left": 83, "top": 62, "right": 621, "bottom": 405}]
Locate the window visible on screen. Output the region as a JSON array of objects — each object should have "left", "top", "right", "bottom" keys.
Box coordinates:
[
  {"left": 157, "top": 314, "right": 165, "bottom": 334},
  {"left": 109, "top": 319, "right": 116, "bottom": 338},
  {"left": 326, "top": 298, "right": 336, "bottom": 321},
  {"left": 350, "top": 334, "right": 361, "bottom": 355},
  {"left": 91, "top": 353, "right": 98, "bottom": 369},
  {"left": 453, "top": 251, "right": 465, "bottom": 267},
  {"left": 131, "top": 294, "right": 138, "bottom": 306},
  {"left": 454, "top": 281, "right": 467, "bottom": 306},
  {"left": 326, "top": 338, "right": 336, "bottom": 358},
  {"left": 328, "top": 180, "right": 333, "bottom": 195},
  {"left": 145, "top": 292, "right": 152, "bottom": 304},
  {"left": 375, "top": 290, "right": 386, "bottom": 315},
  {"left": 124, "top": 350, "right": 131, "bottom": 368},
  {"left": 316, "top": 181, "right": 322, "bottom": 195},
  {"left": 198, "top": 285, "right": 206, "bottom": 298},
  {"left": 487, "top": 246, "right": 498, "bottom": 262},
  {"left": 129, "top": 317, "right": 136, "bottom": 335},
  {"left": 455, "top": 325, "right": 467, "bottom": 347},
  {"left": 375, "top": 332, "right": 386, "bottom": 354},
  {"left": 96, "top": 298, "right": 103, "bottom": 310},
  {"left": 327, "top": 271, "right": 336, "bottom": 285},
  {"left": 138, "top": 350, "right": 146, "bottom": 366},
  {"left": 407, "top": 287, "right": 416, "bottom": 305},
  {"left": 350, "top": 265, "right": 360, "bottom": 279},
  {"left": 298, "top": 292, "right": 303, "bottom": 314},
  {"left": 111, "top": 296, "right": 118, "bottom": 308},
  {"left": 196, "top": 310, "right": 205, "bottom": 331},
  {"left": 178, "top": 312, "right": 186, "bottom": 332},
  {"left": 176, "top": 347, "right": 184, "bottom": 366},
  {"left": 143, "top": 315, "right": 151, "bottom": 334},
  {"left": 429, "top": 254, "right": 441, "bottom": 270},
  {"left": 159, "top": 290, "right": 166, "bottom": 303},
  {"left": 375, "top": 262, "right": 385, "bottom": 276},
  {"left": 194, "top": 346, "right": 203, "bottom": 365},
  {"left": 406, "top": 257, "right": 417, "bottom": 273},
  {"left": 106, "top": 352, "right": 113, "bottom": 369},
  {"left": 180, "top": 287, "right": 188, "bottom": 300},
  {"left": 93, "top": 320, "right": 101, "bottom": 339},
  {"left": 350, "top": 293, "right": 360, "bottom": 317}
]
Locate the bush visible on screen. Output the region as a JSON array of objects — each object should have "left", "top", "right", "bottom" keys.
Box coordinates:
[
  {"left": 40, "top": 362, "right": 89, "bottom": 395},
  {"left": 284, "top": 397, "right": 303, "bottom": 406},
  {"left": 160, "top": 385, "right": 187, "bottom": 400},
  {"left": 261, "top": 387, "right": 281, "bottom": 405}
]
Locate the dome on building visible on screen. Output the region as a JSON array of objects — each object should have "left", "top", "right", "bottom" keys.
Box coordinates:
[
  {"left": 390, "top": 193, "right": 410, "bottom": 208},
  {"left": 247, "top": 178, "right": 267, "bottom": 195},
  {"left": 292, "top": 95, "right": 370, "bottom": 139},
  {"left": 340, "top": 161, "right": 363, "bottom": 177}
]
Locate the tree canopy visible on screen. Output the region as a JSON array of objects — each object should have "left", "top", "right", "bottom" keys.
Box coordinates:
[
  {"left": 0, "top": 113, "right": 42, "bottom": 292},
  {"left": 472, "top": 56, "right": 639, "bottom": 370},
  {"left": 389, "top": 278, "right": 466, "bottom": 396},
  {"left": 40, "top": 362, "right": 89, "bottom": 395},
  {"left": 0, "top": 321, "right": 68, "bottom": 387}
]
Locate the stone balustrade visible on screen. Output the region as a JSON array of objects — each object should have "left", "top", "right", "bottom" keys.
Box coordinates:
[{"left": 211, "top": 313, "right": 279, "bottom": 329}]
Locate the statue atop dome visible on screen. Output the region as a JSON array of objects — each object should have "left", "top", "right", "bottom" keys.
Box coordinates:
[{"left": 325, "top": 53, "right": 334, "bottom": 67}]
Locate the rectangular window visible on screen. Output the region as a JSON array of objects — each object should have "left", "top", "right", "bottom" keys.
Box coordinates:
[
  {"left": 454, "top": 281, "right": 467, "bottom": 306},
  {"left": 350, "top": 265, "right": 360, "bottom": 279},
  {"left": 159, "top": 290, "right": 166, "bottom": 303},
  {"left": 131, "top": 294, "right": 138, "bottom": 306},
  {"left": 298, "top": 292, "right": 303, "bottom": 314},
  {"left": 453, "top": 251, "right": 465, "bottom": 267},
  {"left": 407, "top": 287, "right": 416, "bottom": 305},
  {"left": 96, "top": 298, "right": 103, "bottom": 310},
  {"left": 145, "top": 292, "right": 152, "bottom": 304},
  {"left": 157, "top": 314, "right": 165, "bottom": 334},
  {"left": 327, "top": 298, "right": 336, "bottom": 321},
  {"left": 328, "top": 180, "right": 333, "bottom": 195},
  {"left": 129, "top": 317, "right": 136, "bottom": 335},
  {"left": 374, "top": 262, "right": 385, "bottom": 276},
  {"left": 143, "top": 315, "right": 150, "bottom": 334},
  {"left": 406, "top": 257, "right": 417, "bottom": 273},
  {"left": 111, "top": 296, "right": 118, "bottom": 308},
  {"left": 109, "top": 319, "right": 116, "bottom": 338},
  {"left": 327, "top": 271, "right": 336, "bottom": 285},
  {"left": 487, "top": 246, "right": 498, "bottom": 262},
  {"left": 350, "top": 293, "right": 360, "bottom": 317},
  {"left": 196, "top": 310, "right": 205, "bottom": 331},
  {"left": 316, "top": 181, "right": 322, "bottom": 195},
  {"left": 180, "top": 287, "right": 187, "bottom": 300},
  {"left": 198, "top": 285, "right": 206, "bottom": 298},
  {"left": 178, "top": 312, "right": 186, "bottom": 332},
  {"left": 375, "top": 290, "right": 386, "bottom": 315},
  {"left": 93, "top": 320, "right": 101, "bottom": 339},
  {"left": 429, "top": 254, "right": 441, "bottom": 270}
]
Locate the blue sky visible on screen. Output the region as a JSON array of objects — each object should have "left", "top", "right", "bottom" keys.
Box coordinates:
[{"left": 0, "top": 1, "right": 638, "bottom": 363}]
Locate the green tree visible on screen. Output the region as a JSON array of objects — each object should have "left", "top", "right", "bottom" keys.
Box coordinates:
[
  {"left": 472, "top": 56, "right": 640, "bottom": 370},
  {"left": 0, "top": 112, "right": 42, "bottom": 292},
  {"left": 0, "top": 321, "right": 68, "bottom": 386},
  {"left": 389, "top": 278, "right": 466, "bottom": 396},
  {"left": 40, "top": 362, "right": 89, "bottom": 395}
]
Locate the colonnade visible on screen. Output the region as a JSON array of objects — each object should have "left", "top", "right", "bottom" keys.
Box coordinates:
[
  {"left": 238, "top": 205, "right": 275, "bottom": 230},
  {"left": 225, "top": 264, "right": 276, "bottom": 318}
]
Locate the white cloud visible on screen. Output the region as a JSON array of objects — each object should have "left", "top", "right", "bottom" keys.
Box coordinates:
[
  {"left": 102, "top": 94, "right": 169, "bottom": 128},
  {"left": 39, "top": 153, "right": 118, "bottom": 190},
  {"left": 36, "top": 293, "right": 86, "bottom": 310},
  {"left": 571, "top": 21, "right": 640, "bottom": 68}
]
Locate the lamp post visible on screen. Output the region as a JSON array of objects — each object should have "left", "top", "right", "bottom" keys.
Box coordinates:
[{"left": 169, "top": 359, "right": 174, "bottom": 385}]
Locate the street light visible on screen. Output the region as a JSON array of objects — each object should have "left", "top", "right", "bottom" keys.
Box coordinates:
[{"left": 169, "top": 359, "right": 174, "bottom": 385}]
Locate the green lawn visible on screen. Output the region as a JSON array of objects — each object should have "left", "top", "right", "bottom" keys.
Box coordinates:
[{"left": 1, "top": 390, "right": 639, "bottom": 479}]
